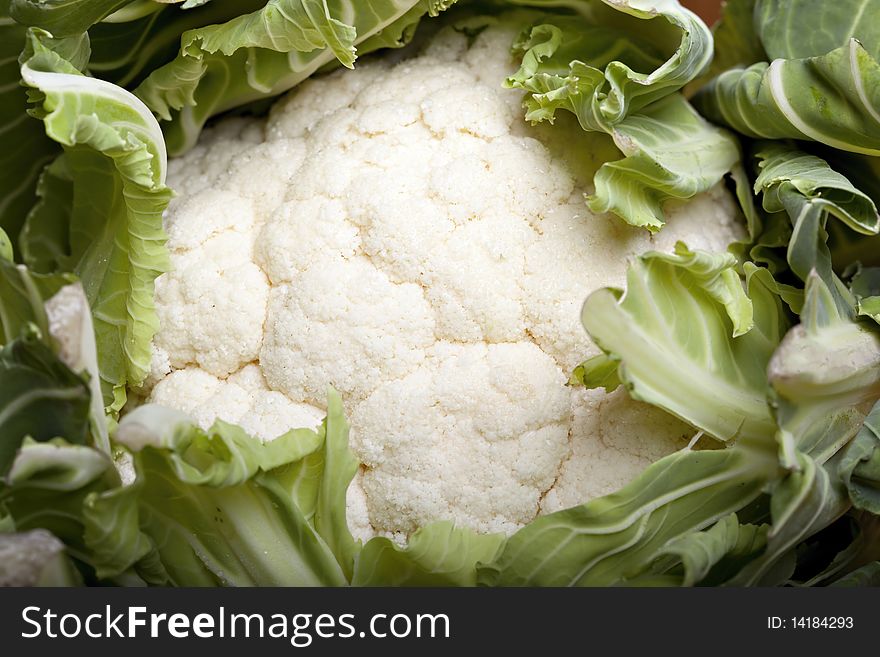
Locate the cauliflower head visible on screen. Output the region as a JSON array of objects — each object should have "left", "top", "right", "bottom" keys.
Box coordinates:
[{"left": 146, "top": 19, "right": 745, "bottom": 541}]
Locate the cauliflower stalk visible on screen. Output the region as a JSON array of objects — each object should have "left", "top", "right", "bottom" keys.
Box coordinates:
[{"left": 145, "top": 20, "right": 744, "bottom": 540}]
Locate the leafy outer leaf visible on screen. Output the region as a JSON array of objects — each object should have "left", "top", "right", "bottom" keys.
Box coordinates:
[
  {"left": 581, "top": 243, "right": 784, "bottom": 443},
  {"left": 0, "top": 264, "right": 109, "bottom": 458},
  {"left": 353, "top": 521, "right": 505, "bottom": 586},
  {"left": 755, "top": 144, "right": 879, "bottom": 237},
  {"left": 0, "top": 332, "right": 91, "bottom": 475},
  {"left": 21, "top": 29, "right": 172, "bottom": 400},
  {"left": 9, "top": 0, "right": 136, "bottom": 37},
  {"left": 503, "top": 2, "right": 734, "bottom": 229},
  {"left": 838, "top": 400, "right": 880, "bottom": 513},
  {"left": 742, "top": 263, "right": 804, "bottom": 315},
  {"left": 728, "top": 452, "right": 850, "bottom": 586},
  {"left": 849, "top": 265, "right": 880, "bottom": 324},
  {"left": 751, "top": 274, "right": 880, "bottom": 584},
  {"left": 0, "top": 0, "right": 59, "bottom": 250},
  {"left": 180, "top": 0, "right": 359, "bottom": 66},
  {"left": 358, "top": 0, "right": 459, "bottom": 54},
  {"left": 477, "top": 442, "right": 778, "bottom": 586},
  {"left": 314, "top": 389, "right": 359, "bottom": 580},
  {"left": 755, "top": 0, "right": 880, "bottom": 61},
  {"left": 587, "top": 93, "right": 740, "bottom": 229},
  {"left": 5, "top": 410, "right": 353, "bottom": 585},
  {"left": 0, "top": 437, "right": 162, "bottom": 581},
  {"left": 706, "top": 0, "right": 764, "bottom": 76},
  {"left": 115, "top": 403, "right": 350, "bottom": 586},
  {"left": 506, "top": 0, "right": 713, "bottom": 127},
  {"left": 19, "top": 155, "right": 73, "bottom": 273},
  {"left": 135, "top": 1, "right": 457, "bottom": 155},
  {"left": 645, "top": 513, "right": 769, "bottom": 586},
  {"left": 695, "top": 40, "right": 880, "bottom": 156},
  {"left": 0, "top": 257, "right": 73, "bottom": 344},
  {"left": 752, "top": 143, "right": 875, "bottom": 311},
  {"left": 505, "top": 16, "right": 664, "bottom": 131},
  {"left": 857, "top": 295, "right": 880, "bottom": 324},
  {"left": 727, "top": 153, "right": 794, "bottom": 278},
  {"left": 87, "top": 0, "right": 265, "bottom": 89}
]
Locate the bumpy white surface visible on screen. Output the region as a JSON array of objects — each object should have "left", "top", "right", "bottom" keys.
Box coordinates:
[{"left": 148, "top": 20, "right": 744, "bottom": 540}]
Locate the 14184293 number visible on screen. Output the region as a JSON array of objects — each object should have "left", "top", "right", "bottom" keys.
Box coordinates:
[{"left": 768, "top": 617, "right": 854, "bottom": 629}]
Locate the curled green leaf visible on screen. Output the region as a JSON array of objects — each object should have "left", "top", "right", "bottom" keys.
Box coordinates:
[
  {"left": 696, "top": 40, "right": 880, "bottom": 156},
  {"left": 21, "top": 28, "right": 172, "bottom": 401},
  {"left": 581, "top": 243, "right": 784, "bottom": 442}
]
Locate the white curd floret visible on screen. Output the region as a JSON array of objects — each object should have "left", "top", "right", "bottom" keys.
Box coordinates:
[{"left": 147, "top": 19, "right": 744, "bottom": 540}]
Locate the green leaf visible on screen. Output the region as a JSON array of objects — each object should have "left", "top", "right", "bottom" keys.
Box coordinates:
[
  {"left": 20, "top": 28, "right": 172, "bottom": 401},
  {"left": 87, "top": 1, "right": 267, "bottom": 89},
  {"left": 504, "top": 2, "right": 735, "bottom": 229},
  {"left": 753, "top": 143, "right": 880, "bottom": 289},
  {"left": 838, "top": 400, "right": 880, "bottom": 513},
  {"left": 477, "top": 442, "right": 778, "bottom": 586},
  {"left": 0, "top": 332, "right": 91, "bottom": 475},
  {"left": 587, "top": 94, "right": 740, "bottom": 230},
  {"left": 10, "top": 0, "right": 136, "bottom": 36},
  {"left": 19, "top": 155, "right": 73, "bottom": 274},
  {"left": 4, "top": 408, "right": 359, "bottom": 585},
  {"left": 180, "top": 0, "right": 358, "bottom": 66},
  {"left": 581, "top": 243, "right": 785, "bottom": 442},
  {"left": 0, "top": 389, "right": 365, "bottom": 586},
  {"left": 0, "top": 0, "right": 59, "bottom": 252},
  {"left": 0, "top": 257, "right": 73, "bottom": 344},
  {"left": 755, "top": 144, "right": 879, "bottom": 238},
  {"left": 0, "top": 262, "right": 109, "bottom": 463},
  {"left": 353, "top": 522, "right": 504, "bottom": 586},
  {"left": 695, "top": 40, "right": 880, "bottom": 156},
  {"left": 726, "top": 158, "right": 795, "bottom": 278},
  {"left": 707, "top": 0, "right": 764, "bottom": 76},
  {"left": 112, "top": 399, "right": 353, "bottom": 585},
  {"left": 726, "top": 157, "right": 795, "bottom": 277},
  {"left": 357, "top": 0, "right": 454, "bottom": 53},
  {"left": 643, "top": 513, "right": 769, "bottom": 586},
  {"left": 0, "top": 438, "right": 161, "bottom": 582},
  {"left": 743, "top": 262, "right": 804, "bottom": 314},
  {"left": 505, "top": 15, "right": 664, "bottom": 131},
  {"left": 506, "top": 0, "right": 713, "bottom": 128},
  {"left": 729, "top": 452, "right": 850, "bottom": 586},
  {"left": 850, "top": 266, "right": 880, "bottom": 324},
  {"left": 314, "top": 389, "right": 360, "bottom": 580},
  {"left": 755, "top": 0, "right": 880, "bottom": 61},
  {"left": 42, "top": 283, "right": 111, "bottom": 454}
]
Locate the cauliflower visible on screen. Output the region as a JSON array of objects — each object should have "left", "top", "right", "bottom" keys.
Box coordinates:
[{"left": 147, "top": 20, "right": 744, "bottom": 541}]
